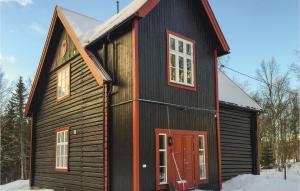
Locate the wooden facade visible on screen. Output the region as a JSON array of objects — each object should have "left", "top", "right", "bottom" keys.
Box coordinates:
[
  {"left": 220, "top": 103, "right": 259, "bottom": 181},
  {"left": 26, "top": 1, "right": 260, "bottom": 191},
  {"left": 137, "top": 0, "right": 220, "bottom": 190},
  {"left": 31, "top": 24, "right": 105, "bottom": 190}
]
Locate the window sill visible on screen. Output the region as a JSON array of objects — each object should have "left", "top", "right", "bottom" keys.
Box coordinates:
[
  {"left": 55, "top": 168, "right": 69, "bottom": 173},
  {"left": 199, "top": 178, "right": 209, "bottom": 185},
  {"left": 168, "top": 81, "right": 196, "bottom": 91},
  {"left": 56, "top": 94, "right": 70, "bottom": 102}
]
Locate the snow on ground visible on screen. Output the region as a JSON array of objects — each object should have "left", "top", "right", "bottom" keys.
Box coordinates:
[
  {"left": 197, "top": 163, "right": 300, "bottom": 191},
  {"left": 1, "top": 163, "right": 300, "bottom": 191},
  {"left": 0, "top": 180, "right": 53, "bottom": 191}
]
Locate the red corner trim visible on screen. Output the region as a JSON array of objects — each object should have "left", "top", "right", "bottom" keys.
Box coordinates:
[
  {"left": 137, "top": 0, "right": 160, "bottom": 17},
  {"left": 166, "top": 30, "right": 197, "bottom": 92},
  {"left": 201, "top": 0, "right": 230, "bottom": 53},
  {"left": 132, "top": 19, "right": 140, "bottom": 191},
  {"left": 214, "top": 50, "right": 222, "bottom": 190}
]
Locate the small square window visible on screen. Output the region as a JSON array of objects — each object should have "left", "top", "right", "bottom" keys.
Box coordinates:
[{"left": 57, "top": 65, "right": 70, "bottom": 100}]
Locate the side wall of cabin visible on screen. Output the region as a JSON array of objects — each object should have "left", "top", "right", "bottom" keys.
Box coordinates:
[
  {"left": 138, "top": 0, "right": 220, "bottom": 190},
  {"left": 31, "top": 23, "right": 105, "bottom": 191},
  {"left": 220, "top": 103, "right": 259, "bottom": 181},
  {"left": 91, "top": 23, "right": 134, "bottom": 191}
]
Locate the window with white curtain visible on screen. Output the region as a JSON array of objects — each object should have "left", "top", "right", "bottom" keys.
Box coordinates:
[
  {"left": 168, "top": 32, "right": 195, "bottom": 87},
  {"left": 56, "top": 129, "right": 69, "bottom": 170},
  {"left": 57, "top": 65, "right": 70, "bottom": 100}
]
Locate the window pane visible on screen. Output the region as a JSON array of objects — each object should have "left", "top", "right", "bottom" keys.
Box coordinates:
[
  {"left": 171, "top": 68, "right": 176, "bottom": 81},
  {"left": 199, "top": 137, "right": 204, "bottom": 149},
  {"left": 170, "top": 54, "right": 176, "bottom": 68},
  {"left": 64, "top": 156, "right": 68, "bottom": 168},
  {"left": 186, "top": 43, "right": 191, "bottom": 55},
  {"left": 159, "top": 135, "right": 166, "bottom": 149},
  {"left": 179, "top": 69, "right": 184, "bottom": 82},
  {"left": 160, "top": 167, "right": 167, "bottom": 183},
  {"left": 187, "top": 59, "right": 192, "bottom": 71},
  {"left": 61, "top": 132, "right": 64, "bottom": 143},
  {"left": 179, "top": 57, "right": 184, "bottom": 69},
  {"left": 178, "top": 41, "right": 183, "bottom": 53},
  {"left": 187, "top": 71, "right": 192, "bottom": 84},
  {"left": 160, "top": 151, "right": 166, "bottom": 166},
  {"left": 65, "top": 131, "right": 68, "bottom": 142},
  {"left": 170, "top": 38, "right": 175, "bottom": 50}
]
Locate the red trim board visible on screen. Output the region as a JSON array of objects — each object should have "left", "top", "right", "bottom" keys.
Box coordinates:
[
  {"left": 214, "top": 50, "right": 222, "bottom": 190},
  {"left": 132, "top": 19, "right": 140, "bottom": 191}
]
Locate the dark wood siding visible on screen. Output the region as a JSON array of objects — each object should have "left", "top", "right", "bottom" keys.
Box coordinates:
[
  {"left": 91, "top": 26, "right": 134, "bottom": 191},
  {"left": 220, "top": 103, "right": 257, "bottom": 181},
  {"left": 138, "top": 0, "right": 220, "bottom": 190},
  {"left": 32, "top": 29, "right": 105, "bottom": 191}
]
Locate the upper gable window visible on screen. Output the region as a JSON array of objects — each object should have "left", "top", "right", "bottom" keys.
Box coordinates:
[
  {"left": 57, "top": 64, "right": 70, "bottom": 100},
  {"left": 167, "top": 30, "right": 195, "bottom": 90}
]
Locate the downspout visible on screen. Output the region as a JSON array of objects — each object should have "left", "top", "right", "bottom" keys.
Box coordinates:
[
  {"left": 107, "top": 34, "right": 117, "bottom": 83},
  {"left": 104, "top": 82, "right": 112, "bottom": 191}
]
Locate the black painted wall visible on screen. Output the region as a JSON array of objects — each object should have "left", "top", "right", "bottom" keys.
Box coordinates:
[
  {"left": 220, "top": 103, "right": 258, "bottom": 181},
  {"left": 91, "top": 25, "right": 134, "bottom": 191},
  {"left": 32, "top": 26, "right": 105, "bottom": 190},
  {"left": 138, "top": 0, "right": 220, "bottom": 190}
]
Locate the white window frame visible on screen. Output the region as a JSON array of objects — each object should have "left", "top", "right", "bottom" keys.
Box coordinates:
[
  {"left": 168, "top": 32, "right": 195, "bottom": 87},
  {"left": 159, "top": 134, "right": 168, "bottom": 185},
  {"left": 57, "top": 64, "right": 70, "bottom": 100},
  {"left": 56, "top": 129, "right": 69, "bottom": 170},
  {"left": 199, "top": 135, "right": 207, "bottom": 180}
]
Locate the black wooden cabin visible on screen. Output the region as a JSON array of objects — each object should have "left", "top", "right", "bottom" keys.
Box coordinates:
[{"left": 25, "top": 0, "right": 261, "bottom": 191}]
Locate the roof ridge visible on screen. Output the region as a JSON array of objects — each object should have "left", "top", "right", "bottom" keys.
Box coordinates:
[{"left": 57, "top": 5, "right": 103, "bottom": 23}]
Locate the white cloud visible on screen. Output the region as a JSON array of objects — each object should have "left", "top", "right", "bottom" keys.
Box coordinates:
[
  {"left": 0, "top": 53, "right": 16, "bottom": 65},
  {"left": 0, "top": 0, "right": 33, "bottom": 6},
  {"left": 29, "top": 22, "right": 46, "bottom": 35}
]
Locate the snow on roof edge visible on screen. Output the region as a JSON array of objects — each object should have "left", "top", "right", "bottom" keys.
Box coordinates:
[{"left": 219, "top": 70, "right": 262, "bottom": 111}]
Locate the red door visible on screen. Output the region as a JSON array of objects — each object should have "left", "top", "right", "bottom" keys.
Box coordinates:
[
  {"left": 168, "top": 134, "right": 196, "bottom": 191},
  {"left": 182, "top": 135, "right": 196, "bottom": 189}
]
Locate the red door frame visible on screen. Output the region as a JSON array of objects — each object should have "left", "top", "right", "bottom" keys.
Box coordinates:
[{"left": 155, "top": 129, "right": 209, "bottom": 191}]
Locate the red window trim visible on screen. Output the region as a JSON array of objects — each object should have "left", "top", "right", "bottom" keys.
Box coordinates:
[
  {"left": 55, "top": 127, "right": 70, "bottom": 172},
  {"left": 166, "top": 30, "right": 197, "bottom": 91},
  {"left": 155, "top": 129, "right": 209, "bottom": 190}
]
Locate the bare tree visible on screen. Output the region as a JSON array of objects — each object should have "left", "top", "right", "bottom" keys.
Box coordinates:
[{"left": 257, "top": 58, "right": 300, "bottom": 166}]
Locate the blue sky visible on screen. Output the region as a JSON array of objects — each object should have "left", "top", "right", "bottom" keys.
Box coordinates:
[{"left": 0, "top": 0, "right": 299, "bottom": 90}]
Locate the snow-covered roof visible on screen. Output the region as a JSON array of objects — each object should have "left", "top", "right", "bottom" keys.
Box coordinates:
[
  {"left": 59, "top": 7, "right": 104, "bottom": 46},
  {"left": 59, "top": 0, "right": 147, "bottom": 46},
  {"left": 219, "top": 71, "right": 262, "bottom": 111},
  {"left": 87, "top": 0, "right": 147, "bottom": 43}
]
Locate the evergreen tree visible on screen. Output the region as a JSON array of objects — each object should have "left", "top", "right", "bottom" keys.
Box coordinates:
[
  {"left": 0, "top": 100, "right": 20, "bottom": 184},
  {"left": 261, "top": 144, "right": 275, "bottom": 169},
  {"left": 11, "top": 77, "right": 29, "bottom": 180}
]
